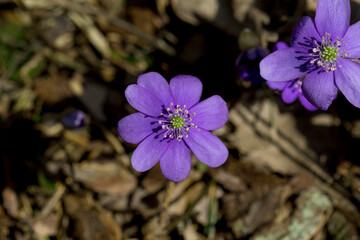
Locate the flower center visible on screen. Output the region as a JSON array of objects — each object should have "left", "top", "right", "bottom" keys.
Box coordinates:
[
  {"left": 322, "top": 46, "right": 338, "bottom": 62},
  {"left": 171, "top": 116, "right": 185, "bottom": 129},
  {"left": 310, "top": 32, "right": 349, "bottom": 72},
  {"left": 158, "top": 103, "right": 197, "bottom": 141}
]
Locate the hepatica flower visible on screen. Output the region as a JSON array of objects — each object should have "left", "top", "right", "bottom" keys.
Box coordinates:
[
  {"left": 260, "top": 0, "right": 360, "bottom": 110},
  {"left": 118, "top": 72, "right": 228, "bottom": 182},
  {"left": 267, "top": 42, "right": 318, "bottom": 111},
  {"left": 236, "top": 46, "right": 269, "bottom": 84},
  {"left": 61, "top": 110, "right": 86, "bottom": 129}
]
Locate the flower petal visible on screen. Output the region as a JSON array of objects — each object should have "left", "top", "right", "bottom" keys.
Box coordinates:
[
  {"left": 170, "top": 75, "right": 203, "bottom": 108},
  {"left": 236, "top": 47, "right": 268, "bottom": 84},
  {"left": 299, "top": 95, "right": 318, "bottom": 111},
  {"left": 137, "top": 72, "right": 175, "bottom": 106},
  {"left": 160, "top": 141, "right": 191, "bottom": 182},
  {"left": 302, "top": 70, "right": 338, "bottom": 110},
  {"left": 282, "top": 81, "right": 299, "bottom": 104},
  {"left": 291, "top": 16, "right": 321, "bottom": 48},
  {"left": 190, "top": 95, "right": 228, "bottom": 130},
  {"left": 342, "top": 21, "right": 360, "bottom": 58},
  {"left": 125, "top": 84, "right": 163, "bottom": 117},
  {"left": 62, "top": 110, "right": 86, "bottom": 129},
  {"left": 267, "top": 80, "right": 288, "bottom": 90},
  {"left": 334, "top": 59, "right": 360, "bottom": 108},
  {"left": 315, "top": 0, "right": 350, "bottom": 38},
  {"left": 260, "top": 47, "right": 311, "bottom": 82},
  {"left": 184, "top": 129, "right": 228, "bottom": 168},
  {"left": 274, "top": 41, "right": 289, "bottom": 51},
  {"left": 131, "top": 132, "right": 170, "bottom": 172},
  {"left": 118, "top": 113, "right": 160, "bottom": 144}
]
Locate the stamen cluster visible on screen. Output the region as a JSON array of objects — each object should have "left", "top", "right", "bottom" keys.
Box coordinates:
[
  {"left": 293, "top": 78, "right": 304, "bottom": 93},
  {"left": 158, "top": 103, "right": 197, "bottom": 141},
  {"left": 310, "top": 32, "right": 349, "bottom": 72}
]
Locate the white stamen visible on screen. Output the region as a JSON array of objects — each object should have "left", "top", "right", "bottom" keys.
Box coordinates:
[
  {"left": 157, "top": 103, "right": 197, "bottom": 141},
  {"left": 309, "top": 32, "right": 348, "bottom": 72}
]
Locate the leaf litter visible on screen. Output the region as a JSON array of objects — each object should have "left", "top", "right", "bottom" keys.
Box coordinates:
[{"left": 0, "top": 0, "right": 360, "bottom": 239}]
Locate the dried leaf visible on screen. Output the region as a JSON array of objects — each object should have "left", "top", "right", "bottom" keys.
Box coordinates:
[
  {"left": 12, "top": 88, "right": 35, "bottom": 112},
  {"left": 64, "top": 193, "right": 122, "bottom": 240},
  {"left": 68, "top": 11, "right": 111, "bottom": 58},
  {"left": 73, "top": 160, "right": 137, "bottom": 195},
  {"left": 209, "top": 168, "right": 248, "bottom": 192},
  {"left": 2, "top": 187, "right": 19, "bottom": 218},
  {"left": 30, "top": 214, "right": 60, "bottom": 238}
]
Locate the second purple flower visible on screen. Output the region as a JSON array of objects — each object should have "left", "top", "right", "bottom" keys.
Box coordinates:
[
  {"left": 267, "top": 42, "right": 318, "bottom": 111},
  {"left": 260, "top": 0, "right": 360, "bottom": 110}
]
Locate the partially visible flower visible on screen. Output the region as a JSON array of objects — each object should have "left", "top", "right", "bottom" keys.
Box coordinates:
[
  {"left": 61, "top": 110, "right": 86, "bottom": 129},
  {"left": 118, "top": 72, "right": 228, "bottom": 182},
  {"left": 267, "top": 42, "right": 318, "bottom": 111},
  {"left": 260, "top": 0, "right": 360, "bottom": 110},
  {"left": 236, "top": 46, "right": 269, "bottom": 84}
]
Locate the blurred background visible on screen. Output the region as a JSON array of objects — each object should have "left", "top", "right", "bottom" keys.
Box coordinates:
[{"left": 0, "top": 0, "right": 360, "bottom": 239}]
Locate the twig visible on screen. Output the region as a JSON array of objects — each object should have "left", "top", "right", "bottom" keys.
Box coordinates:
[{"left": 39, "top": 182, "right": 66, "bottom": 217}]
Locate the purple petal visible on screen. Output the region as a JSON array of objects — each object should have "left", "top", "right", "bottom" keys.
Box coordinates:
[
  {"left": 335, "top": 59, "right": 360, "bottom": 108},
  {"left": 137, "top": 72, "right": 175, "bottom": 107},
  {"left": 274, "top": 41, "right": 289, "bottom": 51},
  {"left": 291, "top": 16, "right": 321, "bottom": 48},
  {"left": 299, "top": 95, "right": 318, "bottom": 111},
  {"left": 302, "top": 70, "right": 338, "bottom": 110},
  {"left": 131, "top": 132, "right": 170, "bottom": 172},
  {"left": 256, "top": 46, "right": 270, "bottom": 58},
  {"left": 343, "top": 21, "right": 360, "bottom": 58},
  {"left": 170, "top": 75, "right": 202, "bottom": 108},
  {"left": 315, "top": 0, "right": 350, "bottom": 38},
  {"left": 246, "top": 47, "right": 269, "bottom": 60},
  {"left": 260, "top": 47, "right": 310, "bottom": 82},
  {"left": 160, "top": 141, "right": 191, "bottom": 182},
  {"left": 118, "top": 113, "right": 159, "bottom": 144},
  {"left": 267, "top": 80, "right": 288, "bottom": 90},
  {"left": 62, "top": 110, "right": 86, "bottom": 129},
  {"left": 125, "top": 85, "right": 163, "bottom": 117},
  {"left": 236, "top": 47, "right": 268, "bottom": 85},
  {"left": 282, "top": 81, "right": 299, "bottom": 104},
  {"left": 184, "top": 129, "right": 228, "bottom": 168},
  {"left": 190, "top": 95, "right": 228, "bottom": 130}
]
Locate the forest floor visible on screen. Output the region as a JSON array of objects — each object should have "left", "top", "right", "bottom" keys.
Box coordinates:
[{"left": 0, "top": 0, "right": 360, "bottom": 239}]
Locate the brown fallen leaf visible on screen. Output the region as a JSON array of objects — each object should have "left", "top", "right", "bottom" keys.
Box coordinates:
[
  {"left": 170, "top": 0, "right": 241, "bottom": 36},
  {"left": 251, "top": 188, "right": 333, "bottom": 240},
  {"left": 2, "top": 187, "right": 19, "bottom": 218},
  {"left": 29, "top": 214, "right": 60, "bottom": 238},
  {"left": 209, "top": 168, "right": 248, "bottom": 193},
  {"left": 127, "top": 6, "right": 164, "bottom": 35},
  {"left": 0, "top": 211, "right": 12, "bottom": 239},
  {"left": 73, "top": 160, "right": 137, "bottom": 195},
  {"left": 244, "top": 184, "right": 293, "bottom": 235},
  {"left": 35, "top": 75, "right": 73, "bottom": 106},
  {"left": 142, "top": 164, "right": 167, "bottom": 195},
  {"left": 64, "top": 193, "right": 122, "bottom": 240},
  {"left": 167, "top": 182, "right": 205, "bottom": 216}
]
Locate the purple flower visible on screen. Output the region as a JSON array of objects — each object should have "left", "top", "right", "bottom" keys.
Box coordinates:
[
  {"left": 260, "top": 0, "right": 360, "bottom": 110},
  {"left": 118, "top": 72, "right": 228, "bottom": 182},
  {"left": 236, "top": 46, "right": 269, "bottom": 84},
  {"left": 267, "top": 42, "right": 318, "bottom": 111},
  {"left": 62, "top": 110, "right": 86, "bottom": 129}
]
